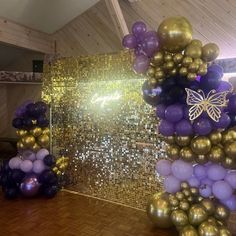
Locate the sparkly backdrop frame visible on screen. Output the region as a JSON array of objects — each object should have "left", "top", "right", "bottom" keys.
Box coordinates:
[{"left": 42, "top": 50, "right": 165, "bottom": 209}]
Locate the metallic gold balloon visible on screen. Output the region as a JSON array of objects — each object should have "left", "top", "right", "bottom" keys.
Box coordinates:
[
  {"left": 195, "top": 155, "right": 208, "bottom": 164},
  {"left": 42, "top": 127, "right": 50, "bottom": 136},
  {"left": 173, "top": 53, "right": 183, "bottom": 64},
  {"left": 198, "top": 221, "right": 219, "bottom": 236},
  {"left": 201, "top": 43, "right": 220, "bottom": 62},
  {"left": 17, "top": 140, "right": 25, "bottom": 150},
  {"left": 170, "top": 68, "right": 177, "bottom": 76},
  {"left": 169, "top": 196, "right": 179, "bottom": 207},
  {"left": 194, "top": 58, "right": 203, "bottom": 65},
  {"left": 188, "top": 204, "right": 208, "bottom": 226},
  {"left": 214, "top": 204, "right": 230, "bottom": 221},
  {"left": 175, "top": 136, "right": 191, "bottom": 146},
  {"left": 208, "top": 146, "right": 225, "bottom": 163},
  {"left": 207, "top": 217, "right": 218, "bottom": 226},
  {"left": 37, "top": 134, "right": 50, "bottom": 147},
  {"left": 222, "top": 130, "right": 236, "bottom": 144},
  {"left": 179, "top": 200, "right": 190, "bottom": 211},
  {"left": 146, "top": 192, "right": 173, "bottom": 228},
  {"left": 218, "top": 226, "right": 232, "bottom": 236},
  {"left": 21, "top": 135, "right": 36, "bottom": 148},
  {"left": 30, "top": 127, "right": 42, "bottom": 138},
  {"left": 158, "top": 16, "right": 193, "bottom": 53},
  {"left": 180, "top": 225, "right": 198, "bottom": 236},
  {"left": 198, "top": 64, "right": 208, "bottom": 76},
  {"left": 190, "top": 39, "right": 203, "bottom": 48},
  {"left": 164, "top": 136, "right": 175, "bottom": 144},
  {"left": 190, "top": 187, "right": 199, "bottom": 196},
  {"left": 148, "top": 78, "right": 158, "bottom": 87},
  {"left": 209, "top": 131, "right": 222, "bottom": 145},
  {"left": 183, "top": 189, "right": 191, "bottom": 197},
  {"left": 191, "top": 137, "right": 211, "bottom": 155},
  {"left": 166, "top": 144, "right": 180, "bottom": 160},
  {"left": 187, "top": 73, "right": 197, "bottom": 81},
  {"left": 179, "top": 67, "right": 188, "bottom": 76},
  {"left": 222, "top": 157, "right": 236, "bottom": 169},
  {"left": 188, "top": 62, "right": 199, "bottom": 73},
  {"left": 164, "top": 54, "right": 173, "bottom": 62},
  {"left": 31, "top": 142, "right": 41, "bottom": 152},
  {"left": 146, "top": 67, "right": 156, "bottom": 77},
  {"left": 180, "top": 147, "right": 195, "bottom": 162},
  {"left": 176, "top": 192, "right": 185, "bottom": 201},
  {"left": 225, "top": 142, "right": 236, "bottom": 158},
  {"left": 164, "top": 61, "right": 175, "bottom": 70},
  {"left": 171, "top": 209, "right": 189, "bottom": 227},
  {"left": 153, "top": 52, "right": 164, "bottom": 65},
  {"left": 181, "top": 182, "right": 189, "bottom": 190},
  {"left": 201, "top": 199, "right": 215, "bottom": 215},
  {"left": 187, "top": 196, "right": 194, "bottom": 203},
  {"left": 183, "top": 56, "right": 193, "bottom": 67},
  {"left": 155, "top": 70, "right": 165, "bottom": 80},
  {"left": 16, "top": 129, "right": 28, "bottom": 138},
  {"left": 185, "top": 45, "right": 202, "bottom": 59}
]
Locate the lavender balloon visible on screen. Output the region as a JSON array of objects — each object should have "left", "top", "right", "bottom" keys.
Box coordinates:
[
  {"left": 212, "top": 180, "right": 233, "bottom": 200},
  {"left": 188, "top": 177, "right": 200, "bottom": 187},
  {"left": 164, "top": 175, "right": 181, "bottom": 193},
  {"left": 122, "top": 34, "right": 137, "bottom": 49},
  {"left": 159, "top": 120, "right": 175, "bottom": 136},
  {"left": 36, "top": 148, "right": 49, "bottom": 160},
  {"left": 175, "top": 119, "right": 193, "bottom": 136},
  {"left": 201, "top": 178, "right": 214, "bottom": 186},
  {"left": 22, "top": 150, "right": 36, "bottom": 161},
  {"left": 165, "top": 104, "right": 183, "bottom": 123},
  {"left": 33, "top": 160, "right": 46, "bottom": 174},
  {"left": 207, "top": 164, "right": 227, "bottom": 181},
  {"left": 9, "top": 157, "right": 22, "bottom": 169},
  {"left": 194, "top": 165, "right": 207, "bottom": 180},
  {"left": 156, "top": 159, "right": 171, "bottom": 176},
  {"left": 20, "top": 160, "right": 33, "bottom": 173},
  {"left": 20, "top": 174, "right": 41, "bottom": 197},
  {"left": 132, "top": 21, "right": 147, "bottom": 37},
  {"left": 217, "top": 81, "right": 233, "bottom": 92},
  {"left": 171, "top": 160, "right": 193, "bottom": 181},
  {"left": 133, "top": 55, "right": 150, "bottom": 74},
  {"left": 221, "top": 195, "right": 236, "bottom": 211},
  {"left": 199, "top": 184, "right": 212, "bottom": 198},
  {"left": 225, "top": 171, "right": 236, "bottom": 189}
]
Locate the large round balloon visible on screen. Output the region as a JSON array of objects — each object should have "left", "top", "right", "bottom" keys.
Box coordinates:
[
  {"left": 157, "top": 16, "right": 193, "bottom": 53},
  {"left": 20, "top": 174, "right": 41, "bottom": 197}
]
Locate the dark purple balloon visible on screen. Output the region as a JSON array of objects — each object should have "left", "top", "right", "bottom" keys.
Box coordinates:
[
  {"left": 35, "top": 101, "right": 47, "bottom": 114},
  {"left": 133, "top": 55, "right": 150, "bottom": 74},
  {"left": 228, "top": 94, "right": 236, "bottom": 114},
  {"left": 12, "top": 118, "right": 23, "bottom": 129},
  {"left": 183, "top": 106, "right": 190, "bottom": 120},
  {"left": 142, "top": 36, "right": 159, "bottom": 57},
  {"left": 217, "top": 81, "right": 233, "bottom": 92},
  {"left": 165, "top": 104, "right": 183, "bottom": 123},
  {"left": 193, "top": 117, "right": 212, "bottom": 135},
  {"left": 156, "top": 104, "right": 166, "bottom": 119},
  {"left": 122, "top": 34, "right": 137, "bottom": 49},
  {"left": 20, "top": 174, "right": 41, "bottom": 197},
  {"left": 200, "top": 70, "right": 221, "bottom": 91},
  {"left": 142, "top": 81, "right": 161, "bottom": 106},
  {"left": 37, "top": 115, "right": 49, "bottom": 127},
  {"left": 175, "top": 119, "right": 193, "bottom": 136},
  {"left": 132, "top": 21, "right": 147, "bottom": 37},
  {"left": 229, "top": 113, "right": 236, "bottom": 127},
  {"left": 43, "top": 185, "right": 58, "bottom": 198},
  {"left": 208, "top": 64, "right": 223, "bottom": 78},
  {"left": 159, "top": 120, "right": 175, "bottom": 136},
  {"left": 212, "top": 113, "right": 230, "bottom": 129}
]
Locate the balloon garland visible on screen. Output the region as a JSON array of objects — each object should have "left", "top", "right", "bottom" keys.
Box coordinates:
[
  {"left": 0, "top": 101, "right": 67, "bottom": 199},
  {"left": 123, "top": 17, "right": 235, "bottom": 235}
]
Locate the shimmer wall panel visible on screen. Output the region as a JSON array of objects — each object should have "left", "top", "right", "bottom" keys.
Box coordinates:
[{"left": 42, "top": 51, "right": 165, "bottom": 209}]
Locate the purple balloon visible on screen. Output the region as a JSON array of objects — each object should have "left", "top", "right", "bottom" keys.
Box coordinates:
[
  {"left": 132, "top": 21, "right": 147, "bottom": 37},
  {"left": 200, "top": 70, "right": 221, "bottom": 91},
  {"left": 199, "top": 184, "right": 212, "bottom": 198},
  {"left": 208, "top": 64, "right": 223, "bottom": 78},
  {"left": 171, "top": 160, "right": 193, "bottom": 181},
  {"left": 212, "top": 113, "right": 230, "bottom": 129},
  {"left": 156, "top": 104, "right": 166, "bottom": 119},
  {"left": 159, "top": 120, "right": 175, "bottom": 136},
  {"left": 156, "top": 159, "right": 172, "bottom": 176},
  {"left": 15, "top": 100, "right": 33, "bottom": 117},
  {"left": 165, "top": 104, "right": 183, "bottom": 123},
  {"left": 9, "top": 157, "right": 22, "bottom": 169},
  {"left": 133, "top": 55, "right": 150, "bottom": 74},
  {"left": 212, "top": 180, "right": 233, "bottom": 200},
  {"left": 193, "top": 117, "right": 212, "bottom": 135},
  {"left": 221, "top": 195, "right": 236, "bottom": 210},
  {"left": 122, "top": 34, "right": 137, "bottom": 49},
  {"left": 175, "top": 119, "right": 193, "bottom": 136},
  {"left": 20, "top": 160, "right": 33, "bottom": 173},
  {"left": 207, "top": 164, "right": 227, "bottom": 181},
  {"left": 20, "top": 174, "right": 41, "bottom": 197},
  {"left": 194, "top": 165, "right": 207, "bottom": 180},
  {"left": 183, "top": 106, "right": 190, "bottom": 120},
  {"left": 228, "top": 94, "right": 236, "bottom": 114},
  {"left": 36, "top": 149, "right": 49, "bottom": 161},
  {"left": 217, "top": 81, "right": 233, "bottom": 92},
  {"left": 225, "top": 171, "right": 236, "bottom": 189},
  {"left": 164, "top": 175, "right": 181, "bottom": 193},
  {"left": 201, "top": 178, "right": 214, "bottom": 186},
  {"left": 142, "top": 36, "right": 159, "bottom": 57},
  {"left": 33, "top": 160, "right": 46, "bottom": 174},
  {"left": 188, "top": 177, "right": 200, "bottom": 187},
  {"left": 22, "top": 150, "right": 36, "bottom": 161}
]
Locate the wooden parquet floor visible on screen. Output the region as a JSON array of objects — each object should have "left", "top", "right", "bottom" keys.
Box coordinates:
[{"left": 0, "top": 190, "right": 178, "bottom": 236}]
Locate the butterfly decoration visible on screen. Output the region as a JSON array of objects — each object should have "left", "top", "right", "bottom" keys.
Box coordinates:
[{"left": 185, "top": 88, "right": 232, "bottom": 122}]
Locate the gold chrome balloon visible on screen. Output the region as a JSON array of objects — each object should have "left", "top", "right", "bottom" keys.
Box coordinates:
[
  {"left": 176, "top": 192, "right": 185, "bottom": 201},
  {"left": 158, "top": 16, "right": 193, "bottom": 53},
  {"left": 179, "top": 201, "right": 190, "bottom": 211},
  {"left": 188, "top": 204, "right": 208, "bottom": 226},
  {"left": 16, "top": 129, "right": 28, "bottom": 138},
  {"left": 208, "top": 146, "right": 224, "bottom": 163},
  {"left": 175, "top": 136, "right": 191, "bottom": 146},
  {"left": 179, "top": 67, "right": 188, "bottom": 76},
  {"left": 214, "top": 204, "right": 230, "bottom": 221},
  {"left": 180, "top": 225, "right": 198, "bottom": 236},
  {"left": 180, "top": 147, "right": 195, "bottom": 162},
  {"left": 163, "top": 136, "right": 175, "bottom": 144},
  {"left": 146, "top": 192, "right": 173, "bottom": 228},
  {"left": 166, "top": 144, "right": 180, "bottom": 160},
  {"left": 31, "top": 142, "right": 41, "bottom": 152},
  {"left": 198, "top": 221, "right": 219, "bottom": 236},
  {"left": 17, "top": 140, "right": 25, "bottom": 150},
  {"left": 152, "top": 52, "right": 164, "bottom": 65},
  {"left": 37, "top": 134, "right": 50, "bottom": 147},
  {"left": 30, "top": 127, "right": 42, "bottom": 137},
  {"left": 222, "top": 130, "right": 236, "bottom": 144},
  {"left": 201, "top": 43, "right": 220, "bottom": 62},
  {"left": 42, "top": 127, "right": 50, "bottom": 136},
  {"left": 187, "top": 73, "right": 197, "bottom": 81},
  {"left": 171, "top": 209, "right": 189, "bottom": 227},
  {"left": 183, "top": 57, "right": 193, "bottom": 67},
  {"left": 209, "top": 131, "right": 222, "bottom": 145},
  {"left": 195, "top": 155, "right": 208, "bottom": 164},
  {"left": 218, "top": 226, "right": 232, "bottom": 236},
  {"left": 201, "top": 199, "right": 215, "bottom": 215},
  {"left": 21, "top": 135, "right": 36, "bottom": 148},
  {"left": 188, "top": 62, "right": 199, "bottom": 73},
  {"left": 173, "top": 53, "right": 183, "bottom": 64},
  {"left": 222, "top": 156, "right": 236, "bottom": 169},
  {"left": 185, "top": 45, "right": 202, "bottom": 59},
  {"left": 181, "top": 182, "right": 189, "bottom": 190},
  {"left": 146, "top": 67, "right": 156, "bottom": 77},
  {"left": 225, "top": 142, "right": 236, "bottom": 158},
  {"left": 190, "top": 39, "right": 203, "bottom": 47},
  {"left": 191, "top": 137, "right": 211, "bottom": 155},
  {"left": 190, "top": 187, "right": 199, "bottom": 196}
]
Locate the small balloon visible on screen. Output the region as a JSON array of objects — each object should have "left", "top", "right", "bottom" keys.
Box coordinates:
[
  {"left": 20, "top": 174, "right": 41, "bottom": 197},
  {"left": 201, "top": 43, "right": 220, "bottom": 62}
]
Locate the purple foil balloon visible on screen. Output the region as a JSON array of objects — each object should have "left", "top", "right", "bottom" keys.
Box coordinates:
[
  {"left": 133, "top": 55, "right": 150, "bottom": 74},
  {"left": 193, "top": 117, "right": 212, "bottom": 135},
  {"left": 20, "top": 174, "right": 41, "bottom": 197},
  {"left": 122, "top": 34, "right": 137, "bottom": 49},
  {"left": 165, "top": 104, "right": 183, "bottom": 123},
  {"left": 175, "top": 119, "right": 193, "bottom": 136},
  {"left": 159, "top": 120, "right": 175, "bottom": 136}
]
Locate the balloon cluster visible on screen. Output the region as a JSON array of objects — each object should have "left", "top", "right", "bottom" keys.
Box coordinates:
[
  {"left": 0, "top": 101, "right": 60, "bottom": 199},
  {"left": 124, "top": 16, "right": 236, "bottom": 235},
  {"left": 52, "top": 156, "right": 69, "bottom": 176}
]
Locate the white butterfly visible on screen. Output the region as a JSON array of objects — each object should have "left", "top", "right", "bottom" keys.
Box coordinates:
[{"left": 185, "top": 88, "right": 230, "bottom": 122}]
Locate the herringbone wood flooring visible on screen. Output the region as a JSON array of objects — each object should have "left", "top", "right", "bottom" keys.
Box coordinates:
[{"left": 0, "top": 190, "right": 177, "bottom": 236}]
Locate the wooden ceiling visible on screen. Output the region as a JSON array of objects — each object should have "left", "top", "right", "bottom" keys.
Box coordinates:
[{"left": 55, "top": 0, "right": 236, "bottom": 59}]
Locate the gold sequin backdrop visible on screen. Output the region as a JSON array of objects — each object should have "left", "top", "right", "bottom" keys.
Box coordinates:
[{"left": 42, "top": 50, "right": 165, "bottom": 209}]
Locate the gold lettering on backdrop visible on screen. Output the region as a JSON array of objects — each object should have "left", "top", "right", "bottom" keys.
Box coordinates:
[{"left": 91, "top": 91, "right": 122, "bottom": 107}]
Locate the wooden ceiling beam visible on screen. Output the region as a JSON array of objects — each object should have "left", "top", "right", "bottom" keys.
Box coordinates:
[
  {"left": 0, "top": 17, "right": 55, "bottom": 54},
  {"left": 105, "top": 0, "right": 129, "bottom": 39}
]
